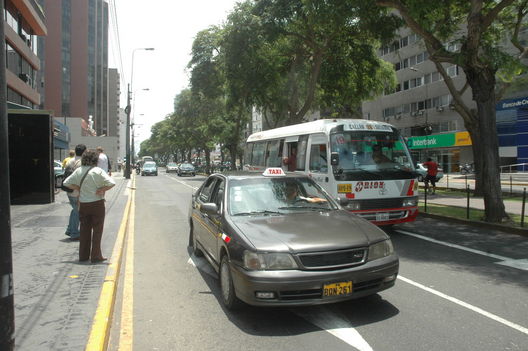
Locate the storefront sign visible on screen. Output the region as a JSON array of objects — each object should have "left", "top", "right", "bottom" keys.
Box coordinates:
[
  {"left": 497, "top": 97, "right": 528, "bottom": 111},
  {"left": 407, "top": 132, "right": 472, "bottom": 149}
]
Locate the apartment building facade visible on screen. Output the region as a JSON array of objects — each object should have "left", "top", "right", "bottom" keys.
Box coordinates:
[{"left": 4, "top": 0, "right": 46, "bottom": 109}]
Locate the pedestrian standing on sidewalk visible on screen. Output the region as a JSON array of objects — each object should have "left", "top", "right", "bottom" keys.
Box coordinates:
[
  {"left": 63, "top": 144, "right": 86, "bottom": 240},
  {"left": 63, "top": 149, "right": 115, "bottom": 263},
  {"left": 62, "top": 150, "right": 75, "bottom": 168},
  {"left": 423, "top": 157, "right": 439, "bottom": 195},
  {"left": 96, "top": 146, "right": 111, "bottom": 176}
]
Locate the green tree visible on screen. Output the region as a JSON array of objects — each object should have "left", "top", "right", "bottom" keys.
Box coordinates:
[
  {"left": 243, "top": 0, "right": 400, "bottom": 125},
  {"left": 375, "top": 0, "right": 528, "bottom": 222}
]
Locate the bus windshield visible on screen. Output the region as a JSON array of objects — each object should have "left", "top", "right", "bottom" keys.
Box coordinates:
[{"left": 330, "top": 130, "right": 415, "bottom": 180}]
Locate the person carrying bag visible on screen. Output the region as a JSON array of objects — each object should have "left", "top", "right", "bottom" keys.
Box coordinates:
[{"left": 63, "top": 149, "right": 115, "bottom": 263}]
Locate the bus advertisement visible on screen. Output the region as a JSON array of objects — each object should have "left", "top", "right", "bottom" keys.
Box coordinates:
[{"left": 244, "top": 119, "right": 419, "bottom": 226}]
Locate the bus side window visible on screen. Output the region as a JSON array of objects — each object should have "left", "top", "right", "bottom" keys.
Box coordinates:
[
  {"left": 296, "top": 135, "right": 308, "bottom": 171},
  {"left": 252, "top": 142, "right": 266, "bottom": 167},
  {"left": 309, "top": 144, "right": 328, "bottom": 173},
  {"left": 266, "top": 139, "right": 282, "bottom": 167},
  {"left": 244, "top": 143, "right": 253, "bottom": 167}
]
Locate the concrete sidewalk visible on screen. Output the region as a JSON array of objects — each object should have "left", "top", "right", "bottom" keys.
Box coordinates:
[{"left": 10, "top": 174, "right": 130, "bottom": 351}]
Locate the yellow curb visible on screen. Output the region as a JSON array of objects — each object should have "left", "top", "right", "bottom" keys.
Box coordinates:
[{"left": 85, "top": 175, "right": 136, "bottom": 351}]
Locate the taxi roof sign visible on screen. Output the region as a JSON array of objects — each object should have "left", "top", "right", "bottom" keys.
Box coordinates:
[{"left": 263, "top": 167, "right": 286, "bottom": 176}]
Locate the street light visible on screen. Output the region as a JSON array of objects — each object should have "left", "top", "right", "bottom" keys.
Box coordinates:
[
  {"left": 131, "top": 90, "right": 149, "bottom": 165},
  {"left": 125, "top": 48, "right": 155, "bottom": 179},
  {"left": 410, "top": 66, "right": 431, "bottom": 157}
]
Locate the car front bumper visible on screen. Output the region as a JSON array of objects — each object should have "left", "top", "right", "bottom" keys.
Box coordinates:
[{"left": 230, "top": 254, "right": 398, "bottom": 306}]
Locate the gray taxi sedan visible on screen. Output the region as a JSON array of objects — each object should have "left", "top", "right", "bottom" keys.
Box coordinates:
[{"left": 189, "top": 168, "right": 398, "bottom": 309}]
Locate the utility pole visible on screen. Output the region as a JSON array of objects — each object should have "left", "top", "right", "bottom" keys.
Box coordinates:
[
  {"left": 125, "top": 84, "right": 131, "bottom": 179},
  {"left": 0, "top": 1, "right": 15, "bottom": 348}
]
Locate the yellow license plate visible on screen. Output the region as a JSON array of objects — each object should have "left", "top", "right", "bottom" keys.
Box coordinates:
[
  {"left": 323, "top": 281, "right": 353, "bottom": 297},
  {"left": 337, "top": 184, "right": 352, "bottom": 193}
]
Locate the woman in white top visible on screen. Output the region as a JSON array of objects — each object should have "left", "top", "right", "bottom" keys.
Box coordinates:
[{"left": 64, "top": 149, "right": 115, "bottom": 263}]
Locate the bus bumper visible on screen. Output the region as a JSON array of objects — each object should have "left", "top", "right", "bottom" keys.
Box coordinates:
[{"left": 349, "top": 206, "right": 418, "bottom": 226}]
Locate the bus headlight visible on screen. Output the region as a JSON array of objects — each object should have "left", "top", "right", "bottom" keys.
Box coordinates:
[
  {"left": 346, "top": 201, "right": 361, "bottom": 210},
  {"left": 402, "top": 197, "right": 418, "bottom": 207},
  {"left": 243, "top": 251, "right": 299, "bottom": 270},
  {"left": 368, "top": 240, "right": 394, "bottom": 261}
]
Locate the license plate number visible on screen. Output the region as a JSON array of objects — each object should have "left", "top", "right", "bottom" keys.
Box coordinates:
[
  {"left": 323, "top": 281, "right": 353, "bottom": 297},
  {"left": 376, "top": 212, "right": 389, "bottom": 221},
  {"left": 338, "top": 184, "right": 352, "bottom": 193}
]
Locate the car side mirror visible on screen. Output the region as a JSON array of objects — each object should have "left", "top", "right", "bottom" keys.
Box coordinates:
[
  {"left": 330, "top": 152, "right": 339, "bottom": 166},
  {"left": 200, "top": 203, "right": 218, "bottom": 215}
]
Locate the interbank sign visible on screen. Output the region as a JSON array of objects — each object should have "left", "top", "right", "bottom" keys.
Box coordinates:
[{"left": 407, "top": 132, "right": 472, "bottom": 149}]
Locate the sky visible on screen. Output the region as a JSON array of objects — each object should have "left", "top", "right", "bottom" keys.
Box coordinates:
[{"left": 110, "top": 0, "right": 240, "bottom": 147}]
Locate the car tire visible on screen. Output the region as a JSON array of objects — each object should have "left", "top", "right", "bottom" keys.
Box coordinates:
[
  {"left": 417, "top": 175, "right": 423, "bottom": 182},
  {"left": 219, "top": 255, "right": 242, "bottom": 310},
  {"left": 189, "top": 223, "right": 203, "bottom": 257}
]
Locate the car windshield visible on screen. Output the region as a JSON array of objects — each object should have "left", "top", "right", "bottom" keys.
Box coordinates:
[
  {"left": 181, "top": 164, "right": 194, "bottom": 170},
  {"left": 330, "top": 130, "right": 415, "bottom": 180},
  {"left": 168, "top": 163, "right": 177, "bottom": 167},
  {"left": 228, "top": 177, "right": 337, "bottom": 216},
  {"left": 144, "top": 162, "right": 156, "bottom": 168}
]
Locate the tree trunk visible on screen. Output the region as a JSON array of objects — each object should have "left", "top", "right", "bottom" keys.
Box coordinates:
[
  {"left": 465, "top": 67, "right": 508, "bottom": 222},
  {"left": 205, "top": 149, "right": 211, "bottom": 174}
]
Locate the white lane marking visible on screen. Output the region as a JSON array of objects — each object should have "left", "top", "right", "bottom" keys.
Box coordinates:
[
  {"left": 295, "top": 307, "right": 373, "bottom": 351},
  {"left": 398, "top": 275, "right": 528, "bottom": 336},
  {"left": 165, "top": 175, "right": 199, "bottom": 190},
  {"left": 396, "top": 229, "right": 528, "bottom": 271},
  {"left": 187, "top": 256, "right": 217, "bottom": 279}
]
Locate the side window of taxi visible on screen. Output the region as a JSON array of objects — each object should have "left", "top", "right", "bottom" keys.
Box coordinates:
[
  {"left": 210, "top": 179, "right": 225, "bottom": 211},
  {"left": 199, "top": 177, "right": 217, "bottom": 202}
]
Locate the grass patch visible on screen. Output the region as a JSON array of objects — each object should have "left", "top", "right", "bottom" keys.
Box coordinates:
[
  {"left": 419, "top": 187, "right": 525, "bottom": 202},
  {"left": 418, "top": 203, "right": 526, "bottom": 228}
]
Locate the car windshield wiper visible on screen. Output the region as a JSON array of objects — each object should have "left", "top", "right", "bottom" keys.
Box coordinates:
[
  {"left": 278, "top": 206, "right": 332, "bottom": 211},
  {"left": 232, "top": 210, "right": 283, "bottom": 216}
]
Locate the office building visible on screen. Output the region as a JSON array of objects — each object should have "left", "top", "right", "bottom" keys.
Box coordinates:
[
  {"left": 38, "top": 0, "right": 110, "bottom": 136},
  {"left": 363, "top": 28, "right": 528, "bottom": 172}
]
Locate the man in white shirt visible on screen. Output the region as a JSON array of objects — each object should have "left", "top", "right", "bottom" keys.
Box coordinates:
[{"left": 96, "top": 146, "right": 111, "bottom": 175}]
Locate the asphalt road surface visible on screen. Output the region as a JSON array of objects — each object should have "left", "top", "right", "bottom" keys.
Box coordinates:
[{"left": 108, "top": 171, "right": 528, "bottom": 351}]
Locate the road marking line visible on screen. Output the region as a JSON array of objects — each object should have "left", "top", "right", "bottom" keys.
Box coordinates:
[
  {"left": 165, "top": 175, "right": 199, "bottom": 190},
  {"left": 396, "top": 229, "right": 528, "bottom": 271},
  {"left": 119, "top": 186, "right": 135, "bottom": 350},
  {"left": 86, "top": 175, "right": 135, "bottom": 351},
  {"left": 398, "top": 275, "right": 528, "bottom": 336},
  {"left": 295, "top": 307, "right": 373, "bottom": 351}
]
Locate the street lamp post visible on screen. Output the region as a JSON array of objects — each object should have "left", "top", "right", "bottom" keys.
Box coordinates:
[
  {"left": 410, "top": 66, "right": 430, "bottom": 158},
  {"left": 124, "top": 48, "right": 154, "bottom": 179}
]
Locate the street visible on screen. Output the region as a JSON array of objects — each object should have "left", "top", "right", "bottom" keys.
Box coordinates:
[{"left": 105, "top": 172, "right": 528, "bottom": 351}]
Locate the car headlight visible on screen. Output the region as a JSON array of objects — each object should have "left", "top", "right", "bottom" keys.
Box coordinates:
[
  {"left": 368, "top": 240, "right": 394, "bottom": 261},
  {"left": 346, "top": 201, "right": 361, "bottom": 210},
  {"left": 402, "top": 196, "right": 418, "bottom": 207},
  {"left": 243, "top": 251, "right": 299, "bottom": 270}
]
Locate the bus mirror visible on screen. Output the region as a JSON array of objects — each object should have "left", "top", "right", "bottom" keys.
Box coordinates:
[{"left": 331, "top": 152, "right": 339, "bottom": 166}]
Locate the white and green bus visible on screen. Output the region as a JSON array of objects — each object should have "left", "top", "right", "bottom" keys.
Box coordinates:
[{"left": 244, "top": 119, "right": 419, "bottom": 226}]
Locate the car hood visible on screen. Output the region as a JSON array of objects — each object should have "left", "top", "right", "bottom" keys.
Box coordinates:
[{"left": 231, "top": 211, "right": 387, "bottom": 253}]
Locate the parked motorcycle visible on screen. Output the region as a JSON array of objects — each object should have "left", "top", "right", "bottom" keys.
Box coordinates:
[{"left": 460, "top": 163, "right": 474, "bottom": 175}]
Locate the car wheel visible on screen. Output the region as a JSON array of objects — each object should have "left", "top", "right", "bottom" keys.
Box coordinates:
[
  {"left": 417, "top": 175, "right": 423, "bottom": 182},
  {"left": 219, "top": 255, "right": 242, "bottom": 310},
  {"left": 188, "top": 222, "right": 203, "bottom": 257}
]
